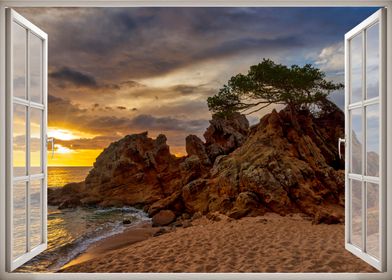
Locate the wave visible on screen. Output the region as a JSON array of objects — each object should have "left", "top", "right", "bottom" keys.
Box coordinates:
[{"left": 17, "top": 206, "right": 151, "bottom": 273}]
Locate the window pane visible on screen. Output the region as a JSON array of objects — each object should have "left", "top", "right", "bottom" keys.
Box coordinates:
[
  {"left": 30, "top": 109, "right": 42, "bottom": 174},
  {"left": 30, "top": 34, "right": 43, "bottom": 103},
  {"left": 13, "top": 181, "right": 26, "bottom": 260},
  {"left": 366, "top": 104, "right": 379, "bottom": 177},
  {"left": 13, "top": 104, "right": 26, "bottom": 177},
  {"left": 12, "top": 22, "right": 26, "bottom": 99},
  {"left": 30, "top": 179, "right": 42, "bottom": 249},
  {"left": 350, "top": 33, "right": 363, "bottom": 104},
  {"left": 366, "top": 182, "right": 379, "bottom": 259},
  {"left": 351, "top": 179, "right": 362, "bottom": 248},
  {"left": 350, "top": 108, "right": 362, "bottom": 174},
  {"left": 366, "top": 23, "right": 379, "bottom": 99}
]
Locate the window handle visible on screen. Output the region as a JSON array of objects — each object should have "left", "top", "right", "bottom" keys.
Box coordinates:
[
  {"left": 338, "top": 138, "right": 345, "bottom": 159},
  {"left": 47, "top": 137, "right": 55, "bottom": 159}
]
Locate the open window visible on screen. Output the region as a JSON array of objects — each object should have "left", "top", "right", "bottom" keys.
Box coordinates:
[
  {"left": 344, "top": 8, "right": 386, "bottom": 271},
  {"left": 6, "top": 9, "right": 48, "bottom": 271},
  {"left": 1, "top": 5, "right": 389, "bottom": 275}
]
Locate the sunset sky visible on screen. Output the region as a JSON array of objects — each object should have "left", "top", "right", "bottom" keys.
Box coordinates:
[{"left": 16, "top": 7, "right": 379, "bottom": 166}]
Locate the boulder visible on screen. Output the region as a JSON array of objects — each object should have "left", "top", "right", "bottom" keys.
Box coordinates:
[
  {"left": 49, "top": 132, "right": 184, "bottom": 208},
  {"left": 227, "top": 192, "right": 265, "bottom": 219},
  {"left": 203, "top": 112, "right": 249, "bottom": 162},
  {"left": 179, "top": 155, "right": 209, "bottom": 184},
  {"left": 182, "top": 179, "right": 209, "bottom": 214},
  {"left": 147, "top": 190, "right": 183, "bottom": 217},
  {"left": 48, "top": 182, "right": 85, "bottom": 207},
  {"left": 185, "top": 135, "right": 211, "bottom": 165},
  {"left": 152, "top": 210, "right": 176, "bottom": 227}
]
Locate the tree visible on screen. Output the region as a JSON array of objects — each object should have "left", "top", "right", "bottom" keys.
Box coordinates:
[{"left": 207, "top": 59, "right": 343, "bottom": 116}]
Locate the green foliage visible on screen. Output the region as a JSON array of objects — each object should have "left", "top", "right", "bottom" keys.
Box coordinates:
[{"left": 207, "top": 59, "right": 343, "bottom": 116}]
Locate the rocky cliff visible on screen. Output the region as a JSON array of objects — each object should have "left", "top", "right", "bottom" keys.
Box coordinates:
[
  {"left": 49, "top": 106, "right": 345, "bottom": 224},
  {"left": 182, "top": 108, "right": 345, "bottom": 223}
]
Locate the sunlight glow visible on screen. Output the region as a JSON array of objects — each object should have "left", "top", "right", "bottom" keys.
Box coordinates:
[
  {"left": 48, "top": 129, "right": 78, "bottom": 141},
  {"left": 48, "top": 148, "right": 102, "bottom": 167},
  {"left": 54, "top": 144, "right": 74, "bottom": 154}
]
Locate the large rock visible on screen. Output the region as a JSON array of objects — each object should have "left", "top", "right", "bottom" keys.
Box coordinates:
[
  {"left": 204, "top": 107, "right": 345, "bottom": 223},
  {"left": 185, "top": 135, "right": 211, "bottom": 165},
  {"left": 182, "top": 179, "right": 210, "bottom": 214},
  {"left": 152, "top": 210, "right": 176, "bottom": 226},
  {"left": 174, "top": 107, "right": 345, "bottom": 223},
  {"left": 185, "top": 113, "right": 249, "bottom": 165},
  {"left": 147, "top": 190, "right": 183, "bottom": 217},
  {"left": 203, "top": 112, "right": 249, "bottom": 162},
  {"left": 227, "top": 191, "right": 265, "bottom": 219},
  {"left": 48, "top": 182, "right": 85, "bottom": 208},
  {"left": 48, "top": 106, "right": 346, "bottom": 225},
  {"left": 49, "top": 132, "right": 184, "bottom": 208}
]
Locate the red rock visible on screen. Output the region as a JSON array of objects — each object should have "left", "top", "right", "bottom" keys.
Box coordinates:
[
  {"left": 204, "top": 107, "right": 345, "bottom": 223},
  {"left": 185, "top": 135, "right": 211, "bottom": 165},
  {"left": 152, "top": 210, "right": 176, "bottom": 227},
  {"left": 49, "top": 132, "right": 184, "bottom": 209},
  {"left": 49, "top": 106, "right": 348, "bottom": 225},
  {"left": 203, "top": 112, "right": 249, "bottom": 162}
]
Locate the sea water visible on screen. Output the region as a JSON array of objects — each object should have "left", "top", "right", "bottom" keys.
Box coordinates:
[{"left": 15, "top": 167, "right": 150, "bottom": 272}]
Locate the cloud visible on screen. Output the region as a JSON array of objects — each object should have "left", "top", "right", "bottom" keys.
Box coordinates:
[
  {"left": 14, "top": 7, "right": 380, "bottom": 159},
  {"left": 50, "top": 67, "right": 97, "bottom": 88},
  {"left": 120, "top": 80, "right": 145, "bottom": 88},
  {"left": 48, "top": 94, "right": 87, "bottom": 116},
  {"left": 15, "top": 7, "right": 379, "bottom": 83},
  {"left": 131, "top": 114, "right": 208, "bottom": 132},
  {"left": 195, "top": 36, "right": 304, "bottom": 62},
  {"left": 314, "top": 42, "right": 344, "bottom": 73},
  {"left": 48, "top": 94, "right": 209, "bottom": 136},
  {"left": 171, "top": 84, "right": 199, "bottom": 95},
  {"left": 55, "top": 136, "right": 119, "bottom": 150}
]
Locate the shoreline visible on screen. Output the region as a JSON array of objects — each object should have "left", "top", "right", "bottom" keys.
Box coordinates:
[
  {"left": 60, "top": 220, "right": 160, "bottom": 271},
  {"left": 59, "top": 213, "right": 377, "bottom": 273}
]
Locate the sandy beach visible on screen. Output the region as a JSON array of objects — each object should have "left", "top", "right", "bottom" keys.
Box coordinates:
[{"left": 60, "top": 213, "right": 377, "bottom": 273}]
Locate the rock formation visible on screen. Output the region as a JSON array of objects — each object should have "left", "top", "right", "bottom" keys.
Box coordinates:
[
  {"left": 49, "top": 132, "right": 185, "bottom": 209},
  {"left": 183, "top": 107, "right": 345, "bottom": 223},
  {"left": 49, "top": 106, "right": 345, "bottom": 224},
  {"left": 203, "top": 112, "right": 249, "bottom": 162},
  {"left": 184, "top": 112, "right": 249, "bottom": 165}
]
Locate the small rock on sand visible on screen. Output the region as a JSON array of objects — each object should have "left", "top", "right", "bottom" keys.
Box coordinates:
[{"left": 152, "top": 210, "right": 176, "bottom": 227}]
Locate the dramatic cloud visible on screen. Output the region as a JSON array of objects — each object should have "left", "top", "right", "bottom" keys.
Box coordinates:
[
  {"left": 14, "top": 7, "right": 379, "bottom": 164},
  {"left": 56, "top": 136, "right": 119, "bottom": 150},
  {"left": 50, "top": 67, "right": 98, "bottom": 88},
  {"left": 48, "top": 95, "right": 209, "bottom": 144},
  {"left": 130, "top": 114, "right": 207, "bottom": 132},
  {"left": 17, "top": 7, "right": 379, "bottom": 83},
  {"left": 315, "top": 43, "right": 345, "bottom": 73}
]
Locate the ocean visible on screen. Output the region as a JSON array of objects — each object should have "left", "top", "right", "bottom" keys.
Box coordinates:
[
  {"left": 48, "top": 166, "right": 92, "bottom": 188},
  {"left": 16, "top": 166, "right": 150, "bottom": 273}
]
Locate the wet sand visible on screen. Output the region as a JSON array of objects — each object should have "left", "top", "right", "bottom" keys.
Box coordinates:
[
  {"left": 61, "top": 221, "right": 159, "bottom": 270},
  {"left": 60, "top": 213, "right": 377, "bottom": 273}
]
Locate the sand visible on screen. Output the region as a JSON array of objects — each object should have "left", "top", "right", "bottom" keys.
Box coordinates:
[
  {"left": 60, "top": 213, "right": 377, "bottom": 273},
  {"left": 61, "top": 221, "right": 160, "bottom": 270}
]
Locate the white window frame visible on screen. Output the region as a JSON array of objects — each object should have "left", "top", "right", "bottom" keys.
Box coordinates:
[
  {"left": 344, "top": 9, "right": 387, "bottom": 271},
  {"left": 6, "top": 8, "right": 48, "bottom": 272},
  {"left": 0, "top": 0, "right": 391, "bottom": 280}
]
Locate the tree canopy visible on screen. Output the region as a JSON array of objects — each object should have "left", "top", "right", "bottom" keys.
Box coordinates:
[{"left": 207, "top": 59, "right": 343, "bottom": 116}]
